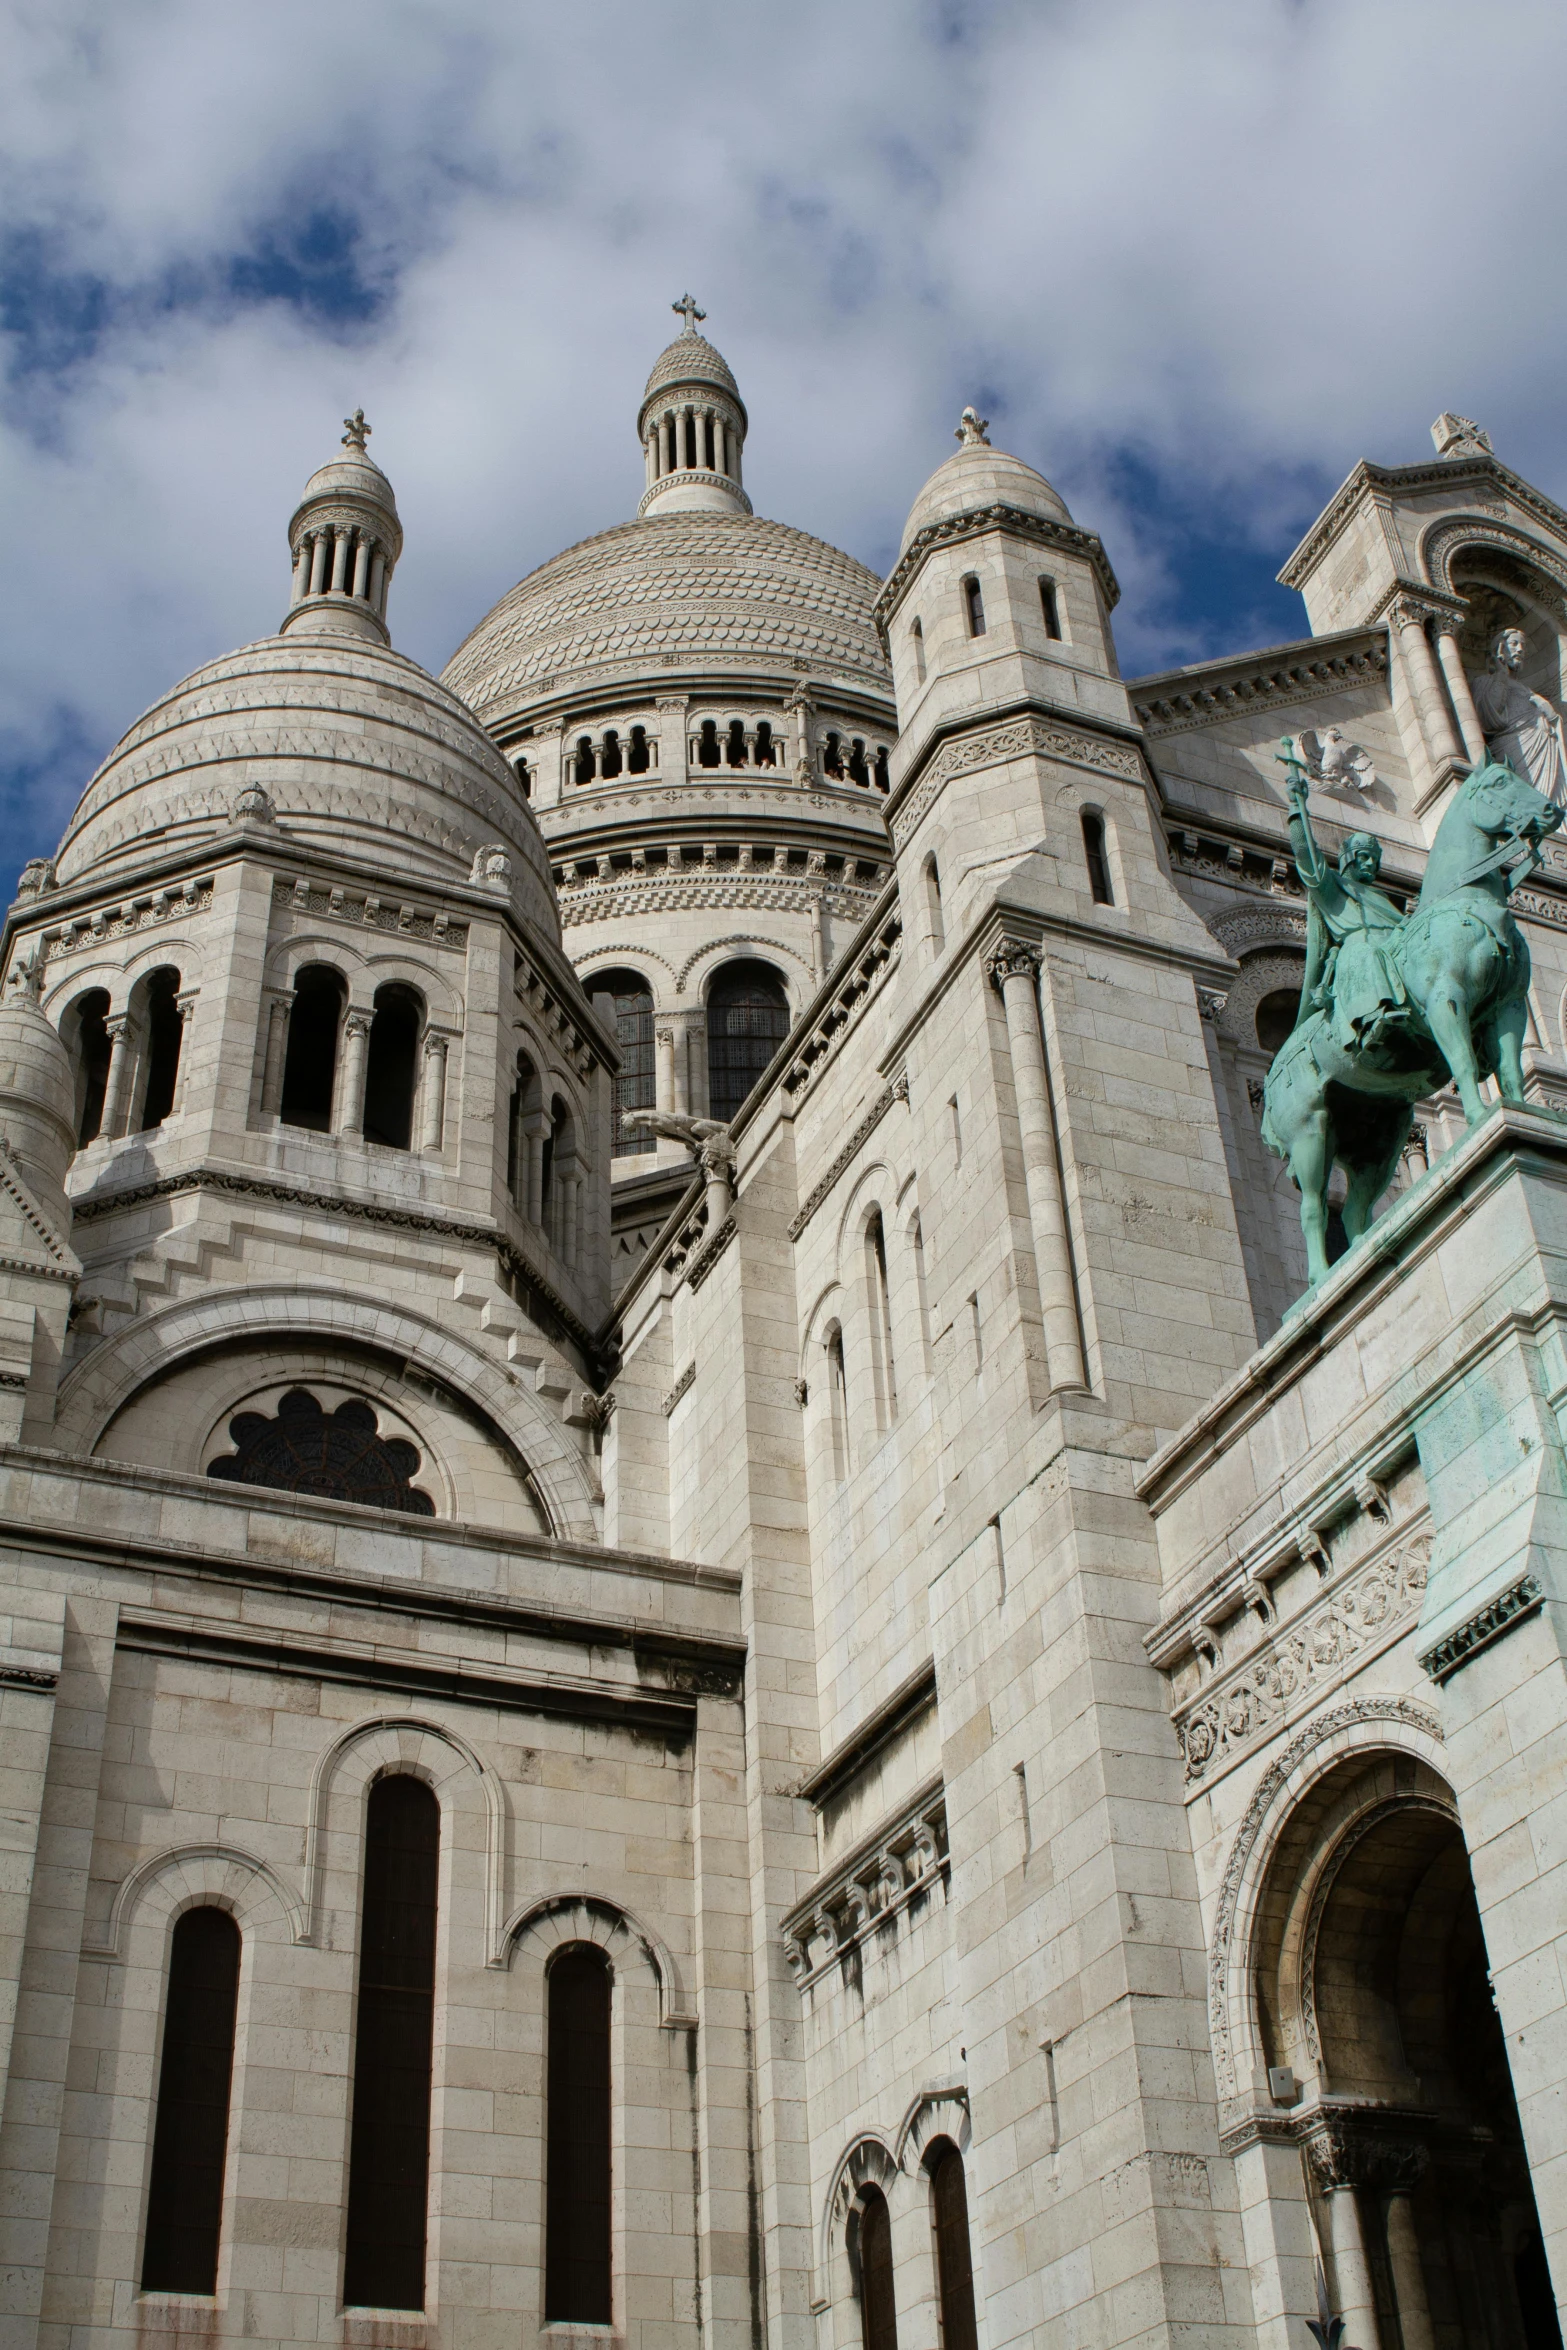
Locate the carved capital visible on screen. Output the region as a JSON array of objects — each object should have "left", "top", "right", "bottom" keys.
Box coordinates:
[
  {"left": 985, "top": 939, "right": 1042, "bottom": 992},
  {"left": 342, "top": 1010, "right": 373, "bottom": 1041},
  {"left": 1198, "top": 988, "right": 1228, "bottom": 1025},
  {"left": 1387, "top": 592, "right": 1441, "bottom": 632}
]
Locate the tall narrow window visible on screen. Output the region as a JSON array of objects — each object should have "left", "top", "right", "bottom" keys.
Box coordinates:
[
  {"left": 1039, "top": 578, "right": 1062, "bottom": 640},
  {"left": 591, "top": 969, "right": 655, "bottom": 1155},
  {"left": 962, "top": 576, "right": 986, "bottom": 638},
  {"left": 847, "top": 738, "right": 870, "bottom": 785},
  {"left": 824, "top": 731, "right": 844, "bottom": 779},
  {"left": 343, "top": 1775, "right": 439, "bottom": 2311},
  {"left": 72, "top": 988, "right": 112, "bottom": 1145},
  {"left": 514, "top": 754, "right": 532, "bottom": 798},
  {"left": 138, "top": 967, "right": 184, "bottom": 1130},
  {"left": 856, "top": 2187, "right": 898, "bottom": 2350},
  {"left": 867, "top": 1211, "right": 897, "bottom": 1426},
  {"left": 754, "top": 721, "right": 776, "bottom": 768},
  {"left": 362, "top": 984, "right": 421, "bottom": 1150},
  {"left": 697, "top": 720, "right": 721, "bottom": 768},
  {"left": 627, "top": 724, "right": 651, "bottom": 773},
  {"left": 574, "top": 736, "right": 596, "bottom": 784},
  {"left": 826, "top": 1324, "right": 848, "bottom": 1484},
  {"left": 601, "top": 729, "right": 623, "bottom": 779},
  {"left": 1081, "top": 810, "right": 1114, "bottom": 905},
  {"left": 726, "top": 719, "right": 747, "bottom": 768},
  {"left": 923, "top": 854, "right": 945, "bottom": 955},
  {"left": 929, "top": 2143, "right": 979, "bottom": 2350},
  {"left": 141, "top": 1906, "right": 241, "bottom": 2294},
  {"left": 279, "top": 965, "right": 346, "bottom": 1133},
  {"left": 707, "top": 960, "right": 789, "bottom": 1124},
  {"left": 546, "top": 1946, "right": 612, "bottom": 2324},
  {"left": 910, "top": 617, "right": 926, "bottom": 682}
]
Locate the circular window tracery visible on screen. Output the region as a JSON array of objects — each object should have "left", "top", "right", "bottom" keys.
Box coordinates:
[{"left": 205, "top": 1386, "right": 435, "bottom": 1514}]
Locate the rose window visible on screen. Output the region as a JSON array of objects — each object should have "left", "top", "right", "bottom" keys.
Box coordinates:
[{"left": 205, "top": 1387, "right": 435, "bottom": 1514}]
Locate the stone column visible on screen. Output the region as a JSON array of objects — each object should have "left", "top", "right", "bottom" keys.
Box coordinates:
[
  {"left": 169, "top": 992, "right": 198, "bottom": 1116},
  {"left": 1434, "top": 616, "right": 1487, "bottom": 764},
  {"left": 655, "top": 1024, "right": 678, "bottom": 1118},
  {"left": 987, "top": 940, "right": 1086, "bottom": 1392},
  {"left": 337, "top": 1009, "right": 372, "bottom": 1136},
  {"left": 523, "top": 1110, "right": 549, "bottom": 1227},
  {"left": 260, "top": 992, "right": 292, "bottom": 1115},
  {"left": 1308, "top": 2129, "right": 1382, "bottom": 2350},
  {"left": 290, "top": 541, "right": 310, "bottom": 603},
  {"left": 368, "top": 546, "right": 385, "bottom": 611},
  {"left": 1389, "top": 594, "right": 1464, "bottom": 774},
  {"left": 660, "top": 412, "right": 673, "bottom": 474},
  {"left": 685, "top": 1013, "right": 709, "bottom": 1119},
  {"left": 714, "top": 415, "right": 727, "bottom": 476},
  {"left": 1384, "top": 2187, "right": 1436, "bottom": 2350},
  {"left": 307, "top": 532, "right": 330, "bottom": 596},
  {"left": 329, "top": 527, "right": 351, "bottom": 593},
  {"left": 420, "top": 1032, "right": 449, "bottom": 1152},
  {"left": 99, "top": 1014, "right": 136, "bottom": 1141},
  {"left": 350, "top": 533, "right": 371, "bottom": 601}
]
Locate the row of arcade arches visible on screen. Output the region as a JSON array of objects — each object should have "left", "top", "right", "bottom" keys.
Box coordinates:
[{"left": 587, "top": 956, "right": 791, "bottom": 1155}]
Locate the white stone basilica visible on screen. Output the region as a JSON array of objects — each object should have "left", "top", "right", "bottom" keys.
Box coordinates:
[{"left": 0, "top": 310, "right": 1563, "bottom": 2350}]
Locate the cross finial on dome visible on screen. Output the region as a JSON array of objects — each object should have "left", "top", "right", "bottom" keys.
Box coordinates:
[
  {"left": 342, "top": 408, "right": 371, "bottom": 451},
  {"left": 955, "top": 406, "right": 991, "bottom": 448},
  {"left": 672, "top": 293, "right": 706, "bottom": 336}
]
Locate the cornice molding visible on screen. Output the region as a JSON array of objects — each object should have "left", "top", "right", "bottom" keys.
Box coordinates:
[
  {"left": 888, "top": 705, "right": 1145, "bottom": 847},
  {"left": 1419, "top": 1573, "right": 1544, "bottom": 1683},
  {"left": 1130, "top": 631, "right": 1388, "bottom": 737},
  {"left": 874, "top": 503, "right": 1119, "bottom": 638},
  {"left": 1278, "top": 453, "right": 1567, "bottom": 590},
  {"left": 787, "top": 1077, "right": 907, "bottom": 1242},
  {"left": 780, "top": 1773, "right": 947, "bottom": 1985}
]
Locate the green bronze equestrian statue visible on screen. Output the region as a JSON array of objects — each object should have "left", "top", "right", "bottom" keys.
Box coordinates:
[{"left": 1260, "top": 739, "right": 1563, "bottom": 1294}]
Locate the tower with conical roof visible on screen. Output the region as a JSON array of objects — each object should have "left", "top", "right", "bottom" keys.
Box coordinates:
[{"left": 443, "top": 305, "right": 899, "bottom": 1256}]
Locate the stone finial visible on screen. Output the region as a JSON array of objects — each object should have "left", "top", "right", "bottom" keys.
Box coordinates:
[
  {"left": 15, "top": 859, "right": 55, "bottom": 899},
  {"left": 955, "top": 406, "right": 991, "bottom": 448},
  {"left": 1431, "top": 411, "right": 1492, "bottom": 459},
  {"left": 671, "top": 293, "right": 706, "bottom": 336},
  {"left": 469, "top": 844, "right": 513, "bottom": 888},
  {"left": 342, "top": 408, "right": 371, "bottom": 451}
]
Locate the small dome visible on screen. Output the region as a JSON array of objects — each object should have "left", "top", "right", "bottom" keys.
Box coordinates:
[
  {"left": 900, "top": 438, "right": 1072, "bottom": 553},
  {"left": 0, "top": 982, "right": 78, "bottom": 1223},
  {"left": 296, "top": 445, "right": 400, "bottom": 522},
  {"left": 55, "top": 631, "right": 559, "bottom": 939},
  {"left": 640, "top": 330, "right": 744, "bottom": 418}
]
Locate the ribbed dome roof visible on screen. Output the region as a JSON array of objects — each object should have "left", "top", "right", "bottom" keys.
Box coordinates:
[
  {"left": 642, "top": 331, "right": 742, "bottom": 408},
  {"left": 57, "top": 629, "right": 558, "bottom": 938},
  {"left": 296, "top": 446, "right": 400, "bottom": 517},
  {"left": 901, "top": 440, "right": 1072, "bottom": 552},
  {"left": 442, "top": 511, "right": 890, "bottom": 722}
]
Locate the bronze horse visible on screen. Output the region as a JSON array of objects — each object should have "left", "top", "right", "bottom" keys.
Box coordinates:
[{"left": 1261, "top": 756, "right": 1563, "bottom": 1292}]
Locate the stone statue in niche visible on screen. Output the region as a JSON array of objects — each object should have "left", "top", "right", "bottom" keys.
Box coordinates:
[
  {"left": 1471, "top": 628, "right": 1567, "bottom": 804},
  {"left": 1289, "top": 726, "right": 1377, "bottom": 797},
  {"left": 1261, "top": 741, "right": 1562, "bottom": 1292}
]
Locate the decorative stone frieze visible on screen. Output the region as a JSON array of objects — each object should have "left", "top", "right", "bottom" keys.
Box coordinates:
[
  {"left": 780, "top": 1781, "right": 948, "bottom": 1989},
  {"left": 781, "top": 906, "right": 902, "bottom": 1099},
  {"left": 270, "top": 876, "right": 464, "bottom": 946},
  {"left": 1173, "top": 1531, "right": 1430, "bottom": 1784},
  {"left": 1418, "top": 1573, "right": 1544, "bottom": 1683},
  {"left": 787, "top": 1079, "right": 907, "bottom": 1241},
  {"left": 1132, "top": 635, "right": 1387, "bottom": 735},
  {"left": 35, "top": 878, "right": 214, "bottom": 962},
  {"left": 558, "top": 870, "right": 878, "bottom": 930},
  {"left": 891, "top": 714, "right": 1142, "bottom": 848}
]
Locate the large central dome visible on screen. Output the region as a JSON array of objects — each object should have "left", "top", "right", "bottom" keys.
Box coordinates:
[{"left": 442, "top": 511, "right": 888, "bottom": 727}]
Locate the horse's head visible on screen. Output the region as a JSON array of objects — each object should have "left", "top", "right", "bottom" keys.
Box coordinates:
[{"left": 1462, "top": 756, "right": 1565, "bottom": 845}]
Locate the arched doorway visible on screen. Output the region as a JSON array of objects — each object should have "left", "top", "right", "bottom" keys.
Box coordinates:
[{"left": 1254, "top": 1757, "right": 1562, "bottom": 2350}]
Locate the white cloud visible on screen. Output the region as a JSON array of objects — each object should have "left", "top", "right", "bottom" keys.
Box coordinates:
[{"left": 2, "top": 0, "right": 1565, "bottom": 862}]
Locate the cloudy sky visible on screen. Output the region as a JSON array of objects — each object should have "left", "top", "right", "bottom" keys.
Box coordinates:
[{"left": 3, "top": 0, "right": 1565, "bottom": 884}]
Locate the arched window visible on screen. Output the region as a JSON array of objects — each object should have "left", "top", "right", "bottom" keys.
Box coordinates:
[
  {"left": 279, "top": 965, "right": 346, "bottom": 1133},
  {"left": 627, "top": 724, "right": 651, "bottom": 774},
  {"left": 601, "top": 729, "right": 622, "bottom": 780},
  {"left": 825, "top": 1322, "right": 848, "bottom": 1483},
  {"left": 510, "top": 1052, "right": 546, "bottom": 1221},
  {"left": 847, "top": 738, "right": 870, "bottom": 786},
  {"left": 141, "top": 1906, "right": 240, "bottom": 2294},
  {"left": 574, "top": 736, "right": 596, "bottom": 785},
  {"left": 697, "top": 719, "right": 722, "bottom": 769},
  {"left": 928, "top": 2142, "right": 978, "bottom": 2350},
  {"left": 137, "top": 966, "right": 185, "bottom": 1130},
  {"left": 855, "top": 2186, "right": 898, "bottom": 2350},
  {"left": 363, "top": 983, "right": 422, "bottom": 1151},
  {"left": 962, "top": 575, "right": 986, "bottom": 638},
  {"left": 1081, "top": 811, "right": 1114, "bottom": 905},
  {"left": 545, "top": 1096, "right": 578, "bottom": 1259},
  {"left": 824, "top": 731, "right": 844, "bottom": 780},
  {"left": 514, "top": 754, "right": 532, "bottom": 799},
  {"left": 923, "top": 855, "right": 945, "bottom": 955},
  {"left": 343, "top": 1775, "right": 439, "bottom": 2311},
  {"left": 590, "top": 969, "right": 656, "bottom": 1156},
  {"left": 546, "top": 1946, "right": 612, "bottom": 2324},
  {"left": 71, "top": 988, "right": 112, "bottom": 1145},
  {"left": 1040, "top": 577, "right": 1062, "bottom": 640},
  {"left": 1256, "top": 986, "right": 1302, "bottom": 1055},
  {"left": 866, "top": 1210, "right": 897, "bottom": 1427},
  {"left": 911, "top": 616, "right": 926, "bottom": 682},
  {"left": 726, "top": 719, "right": 747, "bottom": 768},
  {"left": 754, "top": 721, "right": 776, "bottom": 768},
  {"left": 874, "top": 748, "right": 890, "bottom": 792},
  {"left": 707, "top": 960, "right": 789, "bottom": 1124}
]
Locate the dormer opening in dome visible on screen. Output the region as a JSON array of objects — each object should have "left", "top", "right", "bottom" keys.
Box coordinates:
[{"left": 637, "top": 296, "right": 752, "bottom": 519}]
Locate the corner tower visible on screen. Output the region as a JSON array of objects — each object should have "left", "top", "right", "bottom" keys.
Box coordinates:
[{"left": 442, "top": 304, "right": 899, "bottom": 1261}]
